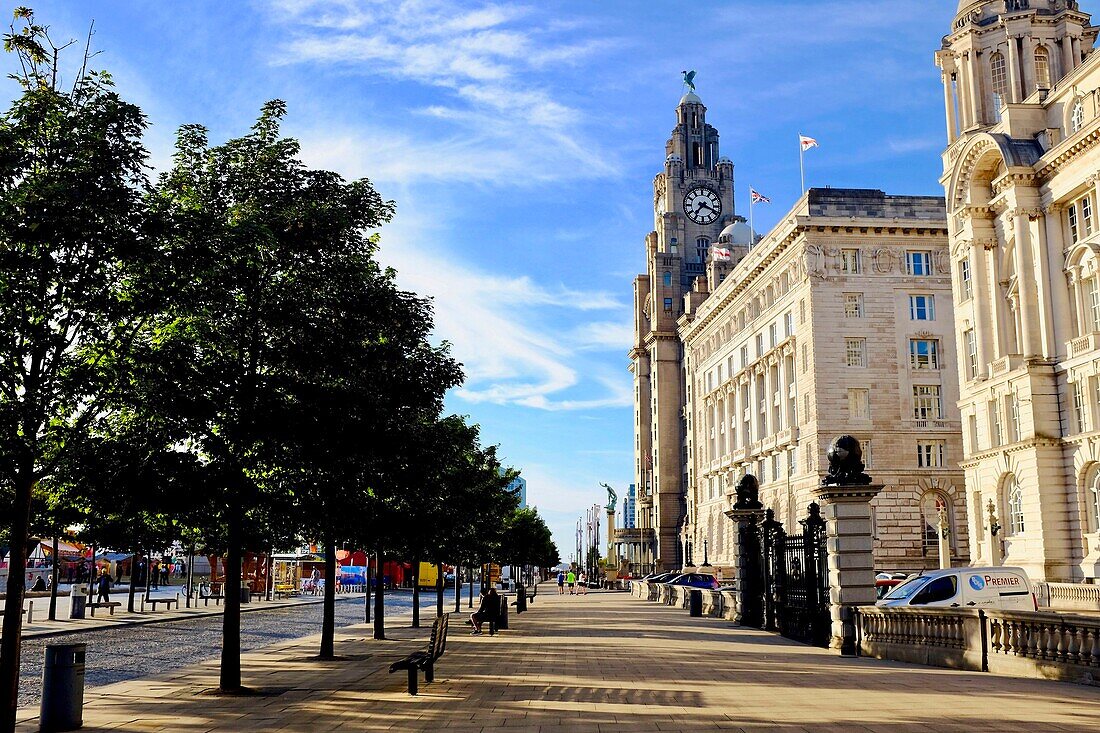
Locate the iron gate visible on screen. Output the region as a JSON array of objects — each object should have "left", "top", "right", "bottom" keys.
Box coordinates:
[{"left": 753, "top": 503, "right": 830, "bottom": 646}]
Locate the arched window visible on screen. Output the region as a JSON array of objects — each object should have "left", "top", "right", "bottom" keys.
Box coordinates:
[
  {"left": 1034, "top": 46, "right": 1051, "bottom": 88},
  {"left": 1089, "top": 468, "right": 1100, "bottom": 534},
  {"left": 663, "top": 271, "right": 672, "bottom": 287},
  {"left": 1072, "top": 99, "right": 1086, "bottom": 134},
  {"left": 1006, "top": 476, "right": 1025, "bottom": 535},
  {"left": 921, "top": 492, "right": 951, "bottom": 552},
  {"left": 696, "top": 237, "right": 710, "bottom": 261},
  {"left": 991, "top": 52, "right": 1008, "bottom": 115}
]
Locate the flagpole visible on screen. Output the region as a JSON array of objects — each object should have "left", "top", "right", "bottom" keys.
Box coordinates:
[
  {"left": 749, "top": 189, "right": 755, "bottom": 248},
  {"left": 799, "top": 132, "right": 806, "bottom": 194}
]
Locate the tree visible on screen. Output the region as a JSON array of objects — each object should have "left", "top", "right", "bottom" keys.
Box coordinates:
[
  {"left": 0, "top": 10, "right": 151, "bottom": 726},
  {"left": 137, "top": 100, "right": 399, "bottom": 691}
]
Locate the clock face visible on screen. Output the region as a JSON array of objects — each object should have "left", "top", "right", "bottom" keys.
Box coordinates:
[{"left": 683, "top": 186, "right": 721, "bottom": 224}]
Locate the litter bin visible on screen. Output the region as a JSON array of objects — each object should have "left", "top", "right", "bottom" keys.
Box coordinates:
[
  {"left": 689, "top": 589, "right": 703, "bottom": 617},
  {"left": 496, "top": 595, "right": 509, "bottom": 630},
  {"left": 240, "top": 585, "right": 251, "bottom": 604},
  {"left": 40, "top": 642, "right": 86, "bottom": 732},
  {"left": 68, "top": 587, "right": 86, "bottom": 620}
]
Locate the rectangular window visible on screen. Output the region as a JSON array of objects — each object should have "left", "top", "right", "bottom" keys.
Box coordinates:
[
  {"left": 755, "top": 333, "right": 764, "bottom": 358},
  {"left": 840, "top": 248, "right": 861, "bottom": 274},
  {"left": 772, "top": 454, "right": 780, "bottom": 482},
  {"left": 909, "top": 339, "right": 940, "bottom": 370},
  {"left": 863, "top": 439, "right": 873, "bottom": 468},
  {"left": 959, "top": 259, "right": 972, "bottom": 300},
  {"left": 788, "top": 447, "right": 797, "bottom": 476},
  {"left": 740, "top": 345, "right": 749, "bottom": 369},
  {"left": 965, "top": 329, "right": 978, "bottom": 379},
  {"left": 769, "top": 323, "right": 777, "bottom": 349},
  {"left": 844, "top": 293, "right": 864, "bottom": 318},
  {"left": 801, "top": 344, "right": 807, "bottom": 373},
  {"left": 663, "top": 297, "right": 673, "bottom": 311},
  {"left": 1069, "top": 204, "right": 1080, "bottom": 243},
  {"left": 989, "top": 400, "right": 1004, "bottom": 447},
  {"left": 1085, "top": 196, "right": 1094, "bottom": 236},
  {"left": 907, "top": 251, "right": 932, "bottom": 276},
  {"left": 848, "top": 388, "right": 870, "bottom": 419},
  {"left": 783, "top": 311, "right": 794, "bottom": 338},
  {"left": 909, "top": 295, "right": 935, "bottom": 321},
  {"left": 917, "top": 440, "right": 945, "bottom": 468},
  {"left": 913, "top": 385, "right": 943, "bottom": 420},
  {"left": 845, "top": 338, "right": 866, "bottom": 367},
  {"left": 1073, "top": 381, "right": 1088, "bottom": 433},
  {"left": 968, "top": 413, "right": 979, "bottom": 453},
  {"left": 1090, "top": 279, "right": 1100, "bottom": 333},
  {"left": 1009, "top": 396, "right": 1021, "bottom": 442},
  {"left": 799, "top": 299, "right": 806, "bottom": 324}
]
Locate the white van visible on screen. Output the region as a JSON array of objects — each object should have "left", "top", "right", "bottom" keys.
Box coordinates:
[{"left": 876, "top": 566, "right": 1036, "bottom": 611}]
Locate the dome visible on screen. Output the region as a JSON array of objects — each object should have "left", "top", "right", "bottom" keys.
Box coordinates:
[
  {"left": 679, "top": 91, "right": 702, "bottom": 105},
  {"left": 717, "top": 155, "right": 732, "bottom": 165},
  {"left": 666, "top": 153, "right": 682, "bottom": 164},
  {"left": 718, "top": 221, "right": 755, "bottom": 246}
]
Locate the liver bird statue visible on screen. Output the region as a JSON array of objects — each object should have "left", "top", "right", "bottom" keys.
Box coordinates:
[{"left": 682, "top": 69, "right": 697, "bottom": 92}]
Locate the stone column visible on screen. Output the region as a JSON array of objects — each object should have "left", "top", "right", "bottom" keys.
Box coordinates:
[
  {"left": 937, "top": 506, "right": 952, "bottom": 570},
  {"left": 987, "top": 499, "right": 1004, "bottom": 567},
  {"left": 970, "top": 244, "right": 992, "bottom": 372},
  {"left": 1062, "top": 36, "right": 1075, "bottom": 77},
  {"left": 1012, "top": 210, "right": 1040, "bottom": 356},
  {"left": 1006, "top": 38, "right": 1022, "bottom": 103},
  {"left": 724, "top": 474, "right": 764, "bottom": 628},
  {"left": 812, "top": 436, "right": 882, "bottom": 657}
]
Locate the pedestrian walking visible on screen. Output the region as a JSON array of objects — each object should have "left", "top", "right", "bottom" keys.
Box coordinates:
[
  {"left": 556, "top": 570, "right": 565, "bottom": 595},
  {"left": 96, "top": 569, "right": 112, "bottom": 603},
  {"left": 566, "top": 569, "right": 576, "bottom": 595},
  {"left": 310, "top": 567, "right": 321, "bottom": 595},
  {"left": 161, "top": 563, "right": 170, "bottom": 587},
  {"left": 578, "top": 572, "right": 588, "bottom": 595},
  {"left": 151, "top": 561, "right": 160, "bottom": 590}
]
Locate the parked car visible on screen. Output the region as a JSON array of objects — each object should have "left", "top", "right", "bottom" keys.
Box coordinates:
[
  {"left": 874, "top": 571, "right": 910, "bottom": 599},
  {"left": 644, "top": 572, "right": 678, "bottom": 584},
  {"left": 665, "top": 573, "right": 720, "bottom": 590},
  {"left": 877, "top": 566, "right": 1036, "bottom": 611}
]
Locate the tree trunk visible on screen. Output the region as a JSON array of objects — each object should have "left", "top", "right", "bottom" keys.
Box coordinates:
[
  {"left": 0, "top": 471, "right": 35, "bottom": 733},
  {"left": 220, "top": 508, "right": 243, "bottom": 691},
  {"left": 468, "top": 565, "right": 474, "bottom": 608},
  {"left": 372, "top": 549, "right": 384, "bottom": 640},
  {"left": 86, "top": 543, "right": 96, "bottom": 600},
  {"left": 319, "top": 538, "right": 337, "bottom": 659},
  {"left": 364, "top": 561, "right": 371, "bottom": 623},
  {"left": 186, "top": 547, "right": 195, "bottom": 609},
  {"left": 411, "top": 558, "right": 420, "bottom": 628},
  {"left": 48, "top": 534, "right": 60, "bottom": 621},
  {"left": 265, "top": 551, "right": 273, "bottom": 602},
  {"left": 126, "top": 551, "right": 138, "bottom": 614},
  {"left": 454, "top": 562, "right": 462, "bottom": 613},
  {"left": 435, "top": 562, "right": 444, "bottom": 617}
]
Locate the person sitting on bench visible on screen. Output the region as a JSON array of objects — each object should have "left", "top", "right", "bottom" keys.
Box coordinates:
[{"left": 470, "top": 587, "right": 499, "bottom": 636}]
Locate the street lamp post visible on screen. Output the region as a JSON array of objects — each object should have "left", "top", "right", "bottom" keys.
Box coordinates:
[{"left": 701, "top": 538, "right": 710, "bottom": 568}]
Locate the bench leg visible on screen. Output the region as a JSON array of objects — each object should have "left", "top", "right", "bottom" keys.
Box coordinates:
[
  {"left": 407, "top": 667, "right": 418, "bottom": 695},
  {"left": 425, "top": 661, "right": 434, "bottom": 684},
  {"left": 109, "top": 605, "right": 114, "bottom": 615}
]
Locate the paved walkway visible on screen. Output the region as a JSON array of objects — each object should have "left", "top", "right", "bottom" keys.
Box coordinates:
[
  {"left": 7, "top": 590, "right": 340, "bottom": 640},
  {"left": 17, "top": 587, "right": 1100, "bottom": 732}
]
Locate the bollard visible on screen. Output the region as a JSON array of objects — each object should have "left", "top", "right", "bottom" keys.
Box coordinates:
[
  {"left": 40, "top": 642, "right": 86, "bottom": 732},
  {"left": 240, "top": 586, "right": 250, "bottom": 604},
  {"left": 515, "top": 584, "right": 527, "bottom": 614},
  {"left": 26, "top": 601, "right": 33, "bottom": 625},
  {"left": 496, "top": 595, "right": 509, "bottom": 630},
  {"left": 68, "top": 587, "right": 86, "bottom": 620},
  {"left": 689, "top": 589, "right": 703, "bottom": 617}
]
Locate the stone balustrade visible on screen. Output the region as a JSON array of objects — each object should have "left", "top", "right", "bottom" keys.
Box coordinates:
[
  {"left": 857, "top": 605, "right": 1100, "bottom": 685},
  {"left": 1036, "top": 581, "right": 1100, "bottom": 612}
]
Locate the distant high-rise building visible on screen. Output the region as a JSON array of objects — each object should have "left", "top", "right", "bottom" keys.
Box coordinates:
[
  {"left": 508, "top": 475, "right": 527, "bottom": 509},
  {"left": 623, "top": 485, "right": 637, "bottom": 529}
]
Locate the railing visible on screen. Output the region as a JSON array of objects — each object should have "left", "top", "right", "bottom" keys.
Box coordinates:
[
  {"left": 857, "top": 606, "right": 1100, "bottom": 684},
  {"left": 1069, "top": 333, "right": 1100, "bottom": 357},
  {"left": 1036, "top": 581, "right": 1100, "bottom": 612},
  {"left": 989, "top": 355, "right": 1023, "bottom": 376}
]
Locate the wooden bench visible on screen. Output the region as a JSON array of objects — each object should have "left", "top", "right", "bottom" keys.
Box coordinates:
[
  {"left": 142, "top": 597, "right": 178, "bottom": 612},
  {"left": 273, "top": 584, "right": 298, "bottom": 599},
  {"left": 388, "top": 613, "right": 449, "bottom": 695},
  {"left": 87, "top": 601, "right": 121, "bottom": 617},
  {"left": 249, "top": 590, "right": 266, "bottom": 602}
]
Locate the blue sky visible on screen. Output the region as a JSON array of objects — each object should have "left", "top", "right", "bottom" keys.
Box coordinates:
[{"left": 22, "top": 1, "right": 963, "bottom": 559}]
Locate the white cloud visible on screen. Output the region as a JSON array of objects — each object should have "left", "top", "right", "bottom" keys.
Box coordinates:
[
  {"left": 262, "top": 0, "right": 619, "bottom": 185},
  {"left": 571, "top": 321, "right": 633, "bottom": 352}
]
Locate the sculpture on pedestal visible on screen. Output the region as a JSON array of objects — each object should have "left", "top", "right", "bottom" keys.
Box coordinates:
[{"left": 821, "top": 435, "right": 873, "bottom": 486}]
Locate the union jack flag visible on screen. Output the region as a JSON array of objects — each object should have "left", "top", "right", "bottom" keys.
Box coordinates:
[{"left": 751, "top": 188, "right": 771, "bottom": 204}]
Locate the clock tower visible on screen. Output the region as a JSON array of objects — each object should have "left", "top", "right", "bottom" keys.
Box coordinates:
[{"left": 630, "top": 87, "right": 753, "bottom": 571}]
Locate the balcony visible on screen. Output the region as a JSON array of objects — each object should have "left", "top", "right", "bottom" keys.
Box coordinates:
[
  {"left": 912, "top": 419, "right": 949, "bottom": 429},
  {"left": 1069, "top": 333, "right": 1100, "bottom": 358},
  {"left": 988, "top": 355, "right": 1023, "bottom": 377}
]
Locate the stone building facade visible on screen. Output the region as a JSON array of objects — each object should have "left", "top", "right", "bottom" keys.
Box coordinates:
[
  {"left": 937, "top": 0, "right": 1100, "bottom": 582},
  {"left": 679, "top": 189, "right": 969, "bottom": 575},
  {"left": 630, "top": 91, "right": 969, "bottom": 574}
]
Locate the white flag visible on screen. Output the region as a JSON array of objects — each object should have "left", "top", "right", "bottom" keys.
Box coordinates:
[
  {"left": 799, "top": 134, "right": 819, "bottom": 151},
  {"left": 712, "top": 247, "right": 732, "bottom": 262}
]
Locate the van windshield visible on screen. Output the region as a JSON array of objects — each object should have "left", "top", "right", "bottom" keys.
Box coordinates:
[{"left": 882, "top": 575, "right": 927, "bottom": 601}]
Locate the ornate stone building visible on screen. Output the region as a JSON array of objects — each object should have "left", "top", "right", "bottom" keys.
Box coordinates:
[
  {"left": 679, "top": 189, "right": 968, "bottom": 574},
  {"left": 631, "top": 91, "right": 969, "bottom": 573},
  {"left": 937, "top": 0, "right": 1100, "bottom": 582}
]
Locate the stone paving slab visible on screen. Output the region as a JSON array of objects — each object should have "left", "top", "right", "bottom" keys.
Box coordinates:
[{"left": 16, "top": 586, "right": 1100, "bottom": 732}]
